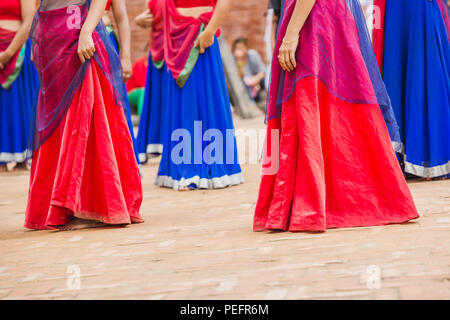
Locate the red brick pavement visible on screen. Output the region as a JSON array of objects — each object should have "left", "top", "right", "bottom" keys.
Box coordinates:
[{"left": 0, "top": 117, "right": 449, "bottom": 300}]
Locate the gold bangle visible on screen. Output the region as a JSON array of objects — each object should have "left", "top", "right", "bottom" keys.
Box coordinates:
[{"left": 282, "top": 36, "right": 298, "bottom": 44}]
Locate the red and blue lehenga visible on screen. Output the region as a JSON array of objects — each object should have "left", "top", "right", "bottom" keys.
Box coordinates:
[
  {"left": 150, "top": 0, "right": 243, "bottom": 190},
  {"left": 374, "top": 0, "right": 450, "bottom": 178},
  {"left": 24, "top": 0, "right": 143, "bottom": 230},
  {"left": 136, "top": 0, "right": 169, "bottom": 162},
  {"left": 0, "top": 0, "right": 39, "bottom": 163},
  {"left": 254, "top": 0, "right": 419, "bottom": 232}
]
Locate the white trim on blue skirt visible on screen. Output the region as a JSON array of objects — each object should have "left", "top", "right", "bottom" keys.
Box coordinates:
[
  {"left": 138, "top": 144, "right": 163, "bottom": 162},
  {"left": 155, "top": 172, "right": 244, "bottom": 191},
  {"left": 0, "top": 150, "right": 29, "bottom": 163},
  {"left": 404, "top": 161, "right": 450, "bottom": 178}
]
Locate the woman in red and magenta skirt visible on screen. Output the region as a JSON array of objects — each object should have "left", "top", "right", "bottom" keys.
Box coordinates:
[
  {"left": 24, "top": 0, "right": 143, "bottom": 230},
  {"left": 253, "top": 0, "right": 419, "bottom": 232}
]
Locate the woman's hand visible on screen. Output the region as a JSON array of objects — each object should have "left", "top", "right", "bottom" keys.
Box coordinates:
[
  {"left": 278, "top": 35, "right": 299, "bottom": 72},
  {"left": 135, "top": 10, "right": 154, "bottom": 29},
  {"left": 77, "top": 30, "right": 96, "bottom": 64},
  {"left": 278, "top": 0, "right": 316, "bottom": 72},
  {"left": 194, "top": 29, "right": 215, "bottom": 54},
  {"left": 121, "top": 56, "right": 132, "bottom": 82},
  {"left": 0, "top": 50, "right": 13, "bottom": 69}
]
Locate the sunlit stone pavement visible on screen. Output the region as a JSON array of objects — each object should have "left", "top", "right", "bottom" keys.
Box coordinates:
[{"left": 0, "top": 116, "right": 449, "bottom": 300}]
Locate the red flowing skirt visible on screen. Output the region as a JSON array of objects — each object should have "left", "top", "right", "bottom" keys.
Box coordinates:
[
  {"left": 25, "top": 62, "right": 143, "bottom": 230},
  {"left": 254, "top": 77, "right": 419, "bottom": 232}
]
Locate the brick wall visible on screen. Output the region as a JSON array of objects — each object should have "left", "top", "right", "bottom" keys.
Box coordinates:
[
  {"left": 125, "top": 0, "right": 270, "bottom": 63},
  {"left": 221, "top": 0, "right": 270, "bottom": 62}
]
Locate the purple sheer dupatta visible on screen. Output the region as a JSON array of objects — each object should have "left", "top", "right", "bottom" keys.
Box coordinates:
[
  {"left": 267, "top": 0, "right": 401, "bottom": 149},
  {"left": 27, "top": 0, "right": 128, "bottom": 158}
]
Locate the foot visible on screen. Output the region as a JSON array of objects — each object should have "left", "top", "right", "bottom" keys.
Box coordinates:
[
  {"left": 6, "top": 162, "right": 17, "bottom": 172},
  {"left": 58, "top": 218, "right": 105, "bottom": 231},
  {"left": 179, "top": 183, "right": 198, "bottom": 191},
  {"left": 25, "top": 159, "right": 32, "bottom": 171}
]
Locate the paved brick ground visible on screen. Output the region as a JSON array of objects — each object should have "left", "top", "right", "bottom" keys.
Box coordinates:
[{"left": 0, "top": 116, "right": 449, "bottom": 300}]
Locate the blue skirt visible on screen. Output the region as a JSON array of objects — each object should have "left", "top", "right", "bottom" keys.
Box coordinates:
[
  {"left": 155, "top": 39, "right": 243, "bottom": 190},
  {"left": 136, "top": 54, "right": 167, "bottom": 163},
  {"left": 383, "top": 0, "right": 450, "bottom": 178},
  {"left": 108, "top": 29, "right": 140, "bottom": 166},
  {"left": 0, "top": 40, "right": 39, "bottom": 163}
]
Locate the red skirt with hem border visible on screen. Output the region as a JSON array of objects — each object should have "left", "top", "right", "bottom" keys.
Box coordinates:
[
  {"left": 25, "top": 61, "right": 143, "bottom": 230},
  {"left": 254, "top": 76, "right": 419, "bottom": 232}
]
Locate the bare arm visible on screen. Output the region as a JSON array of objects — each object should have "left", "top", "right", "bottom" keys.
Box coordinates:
[
  {"left": 0, "top": 0, "right": 35, "bottom": 69},
  {"left": 285, "top": 0, "right": 316, "bottom": 40},
  {"left": 135, "top": 1, "right": 154, "bottom": 29},
  {"left": 278, "top": 0, "right": 317, "bottom": 72},
  {"left": 204, "top": 0, "right": 232, "bottom": 36},
  {"left": 194, "top": 0, "right": 233, "bottom": 54},
  {"left": 78, "top": 0, "right": 108, "bottom": 63},
  {"left": 111, "top": 0, "right": 132, "bottom": 80},
  {"left": 135, "top": 9, "right": 153, "bottom": 29}
]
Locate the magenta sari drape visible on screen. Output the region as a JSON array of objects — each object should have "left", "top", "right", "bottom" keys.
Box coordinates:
[
  {"left": 28, "top": 0, "right": 128, "bottom": 156},
  {"left": 148, "top": 0, "right": 164, "bottom": 63},
  {"left": 267, "top": 0, "right": 400, "bottom": 146},
  {"left": 152, "top": 0, "right": 218, "bottom": 87}
]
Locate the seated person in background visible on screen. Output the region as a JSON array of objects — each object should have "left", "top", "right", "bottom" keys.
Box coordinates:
[
  {"left": 126, "top": 54, "right": 148, "bottom": 116},
  {"left": 232, "top": 37, "right": 267, "bottom": 103}
]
